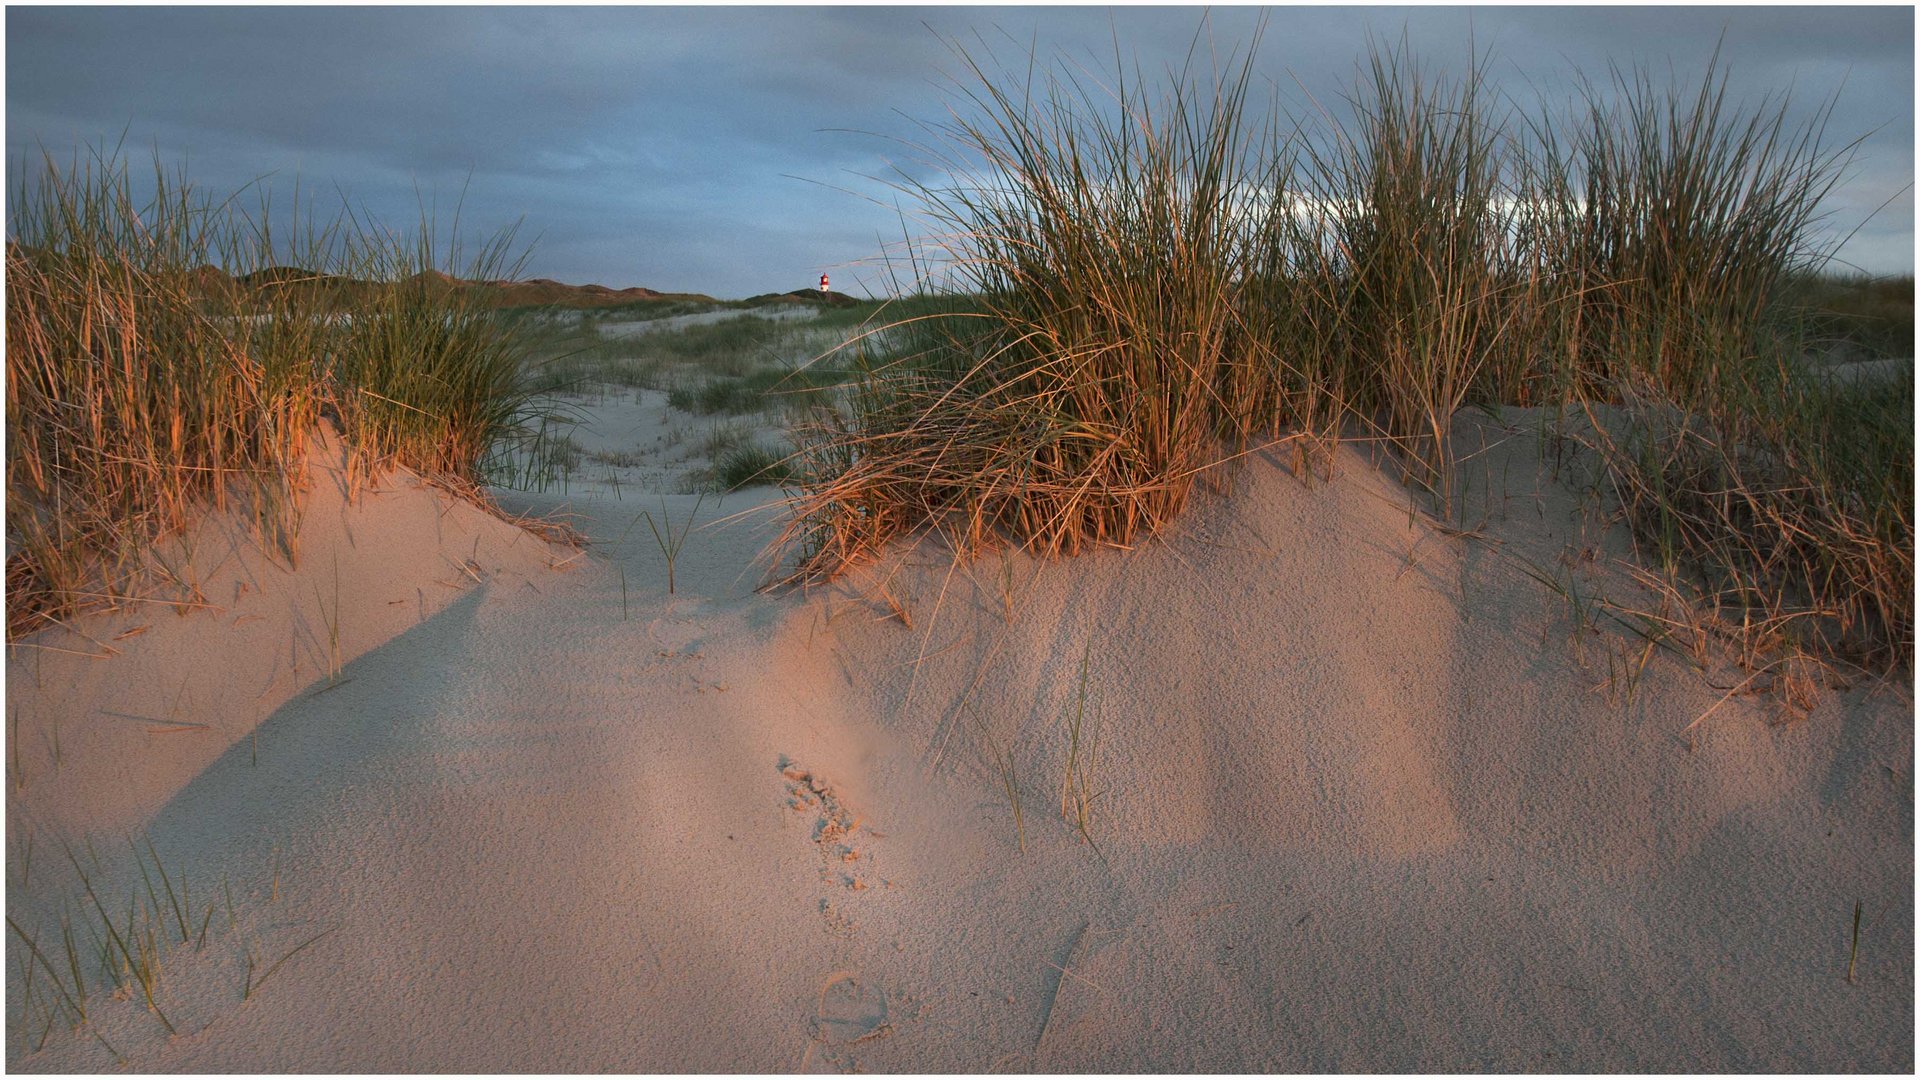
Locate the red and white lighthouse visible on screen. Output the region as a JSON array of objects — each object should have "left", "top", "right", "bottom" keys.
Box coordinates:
[{"left": 819, "top": 273, "right": 830, "bottom": 293}]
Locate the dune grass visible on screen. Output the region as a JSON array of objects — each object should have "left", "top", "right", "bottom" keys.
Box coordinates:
[
  {"left": 5, "top": 145, "right": 554, "bottom": 638},
  {"left": 997, "top": 742, "right": 1026, "bottom": 854},
  {"left": 667, "top": 364, "right": 848, "bottom": 417},
  {"left": 8, "top": 833, "right": 339, "bottom": 1062},
  {"left": 7, "top": 836, "right": 199, "bottom": 1054},
  {"left": 711, "top": 443, "right": 797, "bottom": 492},
  {"left": 1527, "top": 49, "right": 1908, "bottom": 669},
  {"left": 773, "top": 30, "right": 1910, "bottom": 674},
  {"left": 243, "top": 925, "right": 337, "bottom": 1003},
  {"left": 1584, "top": 366, "right": 1913, "bottom": 671},
  {"left": 7, "top": 150, "right": 319, "bottom": 637},
  {"left": 640, "top": 493, "right": 704, "bottom": 595},
  {"left": 643, "top": 313, "right": 812, "bottom": 375},
  {"left": 1058, "top": 639, "right": 1102, "bottom": 850},
  {"left": 327, "top": 235, "right": 549, "bottom": 483},
  {"left": 1304, "top": 44, "right": 1542, "bottom": 497},
  {"left": 516, "top": 318, "right": 667, "bottom": 395},
  {"left": 776, "top": 38, "right": 1278, "bottom": 575}
]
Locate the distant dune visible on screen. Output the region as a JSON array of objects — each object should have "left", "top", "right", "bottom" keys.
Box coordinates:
[
  {"left": 481, "top": 277, "right": 718, "bottom": 309},
  {"left": 742, "top": 286, "right": 863, "bottom": 308},
  {"left": 171, "top": 262, "right": 858, "bottom": 311}
]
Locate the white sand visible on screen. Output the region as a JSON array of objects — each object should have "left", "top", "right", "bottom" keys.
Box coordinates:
[
  {"left": 596, "top": 301, "right": 821, "bottom": 339},
  {"left": 536, "top": 386, "right": 788, "bottom": 497},
  {"left": 5, "top": 407, "right": 1911, "bottom": 1071},
  {"left": 1816, "top": 355, "right": 1915, "bottom": 388}
]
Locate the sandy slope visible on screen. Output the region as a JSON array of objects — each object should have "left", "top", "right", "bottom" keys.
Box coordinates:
[
  {"left": 5, "top": 407, "right": 1911, "bottom": 1072},
  {"left": 534, "top": 385, "right": 789, "bottom": 497},
  {"left": 4, "top": 427, "right": 569, "bottom": 844}
]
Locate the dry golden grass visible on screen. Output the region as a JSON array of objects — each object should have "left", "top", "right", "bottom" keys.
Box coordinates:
[
  {"left": 6, "top": 147, "right": 551, "bottom": 637},
  {"left": 770, "top": 28, "right": 1910, "bottom": 675}
]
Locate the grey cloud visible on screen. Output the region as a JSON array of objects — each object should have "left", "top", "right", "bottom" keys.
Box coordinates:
[{"left": 7, "top": 6, "right": 1911, "bottom": 297}]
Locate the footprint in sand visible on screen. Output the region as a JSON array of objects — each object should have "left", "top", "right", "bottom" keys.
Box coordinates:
[
  {"left": 778, "top": 776, "right": 918, "bottom": 1068},
  {"left": 813, "top": 972, "right": 890, "bottom": 1044},
  {"left": 778, "top": 756, "right": 887, "bottom": 891},
  {"left": 778, "top": 755, "right": 894, "bottom": 940},
  {"left": 645, "top": 607, "right": 707, "bottom": 658},
  {"left": 801, "top": 972, "right": 894, "bottom": 1072}
]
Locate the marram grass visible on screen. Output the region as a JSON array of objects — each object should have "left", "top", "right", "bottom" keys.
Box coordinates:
[
  {"left": 774, "top": 30, "right": 1909, "bottom": 673},
  {"left": 5, "top": 145, "right": 550, "bottom": 637}
]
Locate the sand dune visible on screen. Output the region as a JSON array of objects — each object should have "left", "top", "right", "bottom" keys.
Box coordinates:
[
  {"left": 5, "top": 409, "right": 1910, "bottom": 1071},
  {"left": 5, "top": 426, "right": 568, "bottom": 845}
]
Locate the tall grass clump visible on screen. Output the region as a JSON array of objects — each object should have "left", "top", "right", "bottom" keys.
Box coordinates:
[
  {"left": 6, "top": 149, "right": 323, "bottom": 635},
  {"left": 1586, "top": 364, "right": 1913, "bottom": 669},
  {"left": 1533, "top": 49, "right": 1857, "bottom": 403},
  {"left": 326, "top": 221, "right": 548, "bottom": 487},
  {"left": 774, "top": 26, "right": 1909, "bottom": 674},
  {"left": 712, "top": 443, "right": 797, "bottom": 492},
  {"left": 1535, "top": 55, "right": 1904, "bottom": 666},
  {"left": 6, "top": 145, "right": 548, "bottom": 637},
  {"left": 1303, "top": 43, "right": 1541, "bottom": 494},
  {"left": 778, "top": 33, "right": 1293, "bottom": 579}
]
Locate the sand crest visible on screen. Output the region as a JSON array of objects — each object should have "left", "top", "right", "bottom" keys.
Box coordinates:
[
  {"left": 5, "top": 406, "right": 1910, "bottom": 1072},
  {"left": 5, "top": 426, "right": 569, "bottom": 843}
]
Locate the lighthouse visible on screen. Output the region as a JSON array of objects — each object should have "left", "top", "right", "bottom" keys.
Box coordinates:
[{"left": 819, "top": 273, "right": 829, "bottom": 294}]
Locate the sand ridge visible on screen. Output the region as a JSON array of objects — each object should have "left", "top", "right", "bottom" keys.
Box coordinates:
[
  {"left": 3, "top": 406, "right": 1910, "bottom": 1072},
  {"left": 5, "top": 423, "right": 573, "bottom": 846}
]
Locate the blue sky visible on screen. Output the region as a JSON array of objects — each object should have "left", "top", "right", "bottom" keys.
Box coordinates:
[{"left": 8, "top": 5, "right": 1912, "bottom": 298}]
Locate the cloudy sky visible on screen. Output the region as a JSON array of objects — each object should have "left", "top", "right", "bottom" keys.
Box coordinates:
[{"left": 8, "top": 5, "right": 1912, "bottom": 298}]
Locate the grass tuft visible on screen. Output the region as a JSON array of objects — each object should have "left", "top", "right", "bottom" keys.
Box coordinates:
[
  {"left": 641, "top": 493, "right": 705, "bottom": 595},
  {"left": 713, "top": 443, "right": 797, "bottom": 492},
  {"left": 1059, "top": 639, "right": 1102, "bottom": 849},
  {"left": 766, "top": 23, "right": 1909, "bottom": 677},
  {"left": 6, "top": 144, "right": 555, "bottom": 639}
]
